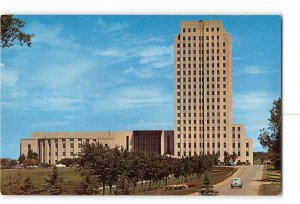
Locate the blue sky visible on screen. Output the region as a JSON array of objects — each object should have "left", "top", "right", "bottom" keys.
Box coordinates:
[{"left": 1, "top": 15, "right": 281, "bottom": 159}]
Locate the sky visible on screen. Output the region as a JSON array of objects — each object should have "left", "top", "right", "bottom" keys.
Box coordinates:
[{"left": 1, "top": 15, "right": 281, "bottom": 159}]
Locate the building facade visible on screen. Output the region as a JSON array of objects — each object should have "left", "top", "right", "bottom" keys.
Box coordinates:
[
  {"left": 20, "top": 20, "right": 253, "bottom": 165},
  {"left": 20, "top": 130, "right": 174, "bottom": 165},
  {"left": 174, "top": 20, "right": 253, "bottom": 164}
]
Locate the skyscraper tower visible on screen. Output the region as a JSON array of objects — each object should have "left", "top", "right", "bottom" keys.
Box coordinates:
[{"left": 174, "top": 20, "right": 253, "bottom": 164}]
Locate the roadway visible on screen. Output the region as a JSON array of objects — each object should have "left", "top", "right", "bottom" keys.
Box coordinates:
[{"left": 214, "top": 165, "right": 264, "bottom": 195}]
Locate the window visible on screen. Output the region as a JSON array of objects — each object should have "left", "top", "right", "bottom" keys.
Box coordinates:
[
  {"left": 233, "top": 143, "right": 235, "bottom": 148},
  {"left": 63, "top": 144, "right": 66, "bottom": 148},
  {"left": 178, "top": 152, "right": 180, "bottom": 157},
  {"left": 246, "top": 151, "right": 249, "bottom": 157},
  {"left": 126, "top": 136, "right": 129, "bottom": 151},
  {"left": 224, "top": 143, "right": 226, "bottom": 148},
  {"left": 63, "top": 152, "right": 66, "bottom": 156},
  {"left": 178, "top": 143, "right": 180, "bottom": 148},
  {"left": 183, "top": 28, "right": 186, "bottom": 32},
  {"left": 246, "top": 143, "right": 249, "bottom": 148}
]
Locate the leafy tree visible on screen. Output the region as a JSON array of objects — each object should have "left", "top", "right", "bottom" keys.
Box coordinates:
[
  {"left": 18, "top": 154, "right": 26, "bottom": 164},
  {"left": 27, "top": 149, "right": 39, "bottom": 160},
  {"left": 20, "top": 177, "right": 38, "bottom": 195},
  {"left": 200, "top": 174, "right": 218, "bottom": 196},
  {"left": 76, "top": 174, "right": 98, "bottom": 195},
  {"left": 1, "top": 15, "right": 34, "bottom": 48},
  {"left": 1, "top": 170, "right": 23, "bottom": 195},
  {"left": 230, "top": 152, "right": 237, "bottom": 163},
  {"left": 0, "top": 158, "right": 17, "bottom": 169},
  {"left": 114, "top": 174, "right": 130, "bottom": 195},
  {"left": 223, "top": 151, "right": 230, "bottom": 164},
  {"left": 258, "top": 98, "right": 281, "bottom": 168},
  {"left": 40, "top": 166, "right": 65, "bottom": 195},
  {"left": 22, "top": 159, "right": 38, "bottom": 167}
]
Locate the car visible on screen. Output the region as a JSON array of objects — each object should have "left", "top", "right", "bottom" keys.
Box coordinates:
[
  {"left": 56, "top": 164, "right": 66, "bottom": 168},
  {"left": 231, "top": 178, "right": 242, "bottom": 188}
]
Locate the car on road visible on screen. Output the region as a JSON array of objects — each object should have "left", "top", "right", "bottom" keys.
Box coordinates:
[{"left": 231, "top": 178, "right": 242, "bottom": 188}]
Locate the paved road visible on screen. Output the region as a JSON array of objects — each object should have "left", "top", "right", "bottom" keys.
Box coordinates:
[{"left": 214, "top": 165, "right": 264, "bottom": 195}]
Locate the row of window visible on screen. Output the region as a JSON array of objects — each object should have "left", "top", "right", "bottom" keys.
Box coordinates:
[
  {"left": 177, "top": 76, "right": 226, "bottom": 82},
  {"left": 176, "top": 112, "right": 227, "bottom": 118},
  {"left": 181, "top": 35, "right": 225, "bottom": 42},
  {"left": 176, "top": 63, "right": 227, "bottom": 69},
  {"left": 177, "top": 97, "right": 227, "bottom": 103},
  {"left": 176, "top": 105, "right": 227, "bottom": 112},
  {"left": 182, "top": 27, "right": 220, "bottom": 33},
  {"left": 178, "top": 118, "right": 229, "bottom": 125},
  {"left": 177, "top": 126, "right": 228, "bottom": 131},
  {"left": 177, "top": 151, "right": 249, "bottom": 157}
]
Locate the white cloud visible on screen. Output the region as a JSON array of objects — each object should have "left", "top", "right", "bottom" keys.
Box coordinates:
[
  {"left": 233, "top": 91, "right": 276, "bottom": 111},
  {"left": 97, "top": 18, "right": 129, "bottom": 32},
  {"left": 93, "top": 86, "right": 173, "bottom": 111},
  {"left": 123, "top": 66, "right": 154, "bottom": 79},
  {"left": 237, "top": 65, "right": 271, "bottom": 75},
  {"left": 31, "top": 97, "right": 84, "bottom": 111},
  {"left": 1, "top": 69, "right": 18, "bottom": 88},
  {"left": 1, "top": 68, "right": 27, "bottom": 98}
]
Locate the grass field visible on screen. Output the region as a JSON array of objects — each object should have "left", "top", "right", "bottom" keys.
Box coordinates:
[
  {"left": 258, "top": 165, "right": 281, "bottom": 195},
  {"left": 139, "top": 166, "right": 237, "bottom": 195},
  {"left": 1, "top": 166, "right": 236, "bottom": 195},
  {"left": 1, "top": 168, "right": 82, "bottom": 186}
]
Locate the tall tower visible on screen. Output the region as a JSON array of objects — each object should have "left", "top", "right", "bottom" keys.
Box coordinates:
[{"left": 174, "top": 20, "right": 253, "bottom": 164}]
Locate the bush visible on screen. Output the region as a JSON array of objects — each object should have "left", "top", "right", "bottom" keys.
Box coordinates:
[{"left": 274, "top": 160, "right": 281, "bottom": 170}]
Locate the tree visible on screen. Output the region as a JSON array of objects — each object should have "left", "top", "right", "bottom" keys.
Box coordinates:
[
  {"left": 40, "top": 166, "right": 65, "bottom": 195},
  {"left": 114, "top": 174, "right": 130, "bottom": 195},
  {"left": 1, "top": 170, "right": 24, "bottom": 195},
  {"left": 18, "top": 154, "right": 26, "bottom": 164},
  {"left": 76, "top": 174, "right": 98, "bottom": 195},
  {"left": 20, "top": 177, "right": 38, "bottom": 195},
  {"left": 0, "top": 158, "right": 17, "bottom": 169},
  {"left": 230, "top": 152, "right": 237, "bottom": 163},
  {"left": 223, "top": 151, "right": 230, "bottom": 164},
  {"left": 1, "top": 15, "right": 34, "bottom": 48},
  {"left": 200, "top": 174, "right": 219, "bottom": 196},
  {"left": 27, "top": 149, "right": 39, "bottom": 160},
  {"left": 258, "top": 98, "right": 281, "bottom": 168},
  {"left": 22, "top": 159, "right": 38, "bottom": 167}
]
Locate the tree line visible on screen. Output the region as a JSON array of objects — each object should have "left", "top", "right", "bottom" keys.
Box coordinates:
[
  {"left": 2, "top": 143, "right": 219, "bottom": 195},
  {"left": 76, "top": 143, "right": 219, "bottom": 195}
]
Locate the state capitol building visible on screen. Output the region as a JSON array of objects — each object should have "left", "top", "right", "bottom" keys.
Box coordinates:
[{"left": 20, "top": 20, "right": 253, "bottom": 165}]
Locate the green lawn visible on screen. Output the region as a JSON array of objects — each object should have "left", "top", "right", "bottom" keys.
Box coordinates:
[
  {"left": 1, "top": 166, "right": 236, "bottom": 195},
  {"left": 139, "top": 167, "right": 237, "bottom": 195},
  {"left": 258, "top": 183, "right": 281, "bottom": 195},
  {"left": 258, "top": 165, "right": 281, "bottom": 195},
  {"left": 1, "top": 168, "right": 82, "bottom": 186}
]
